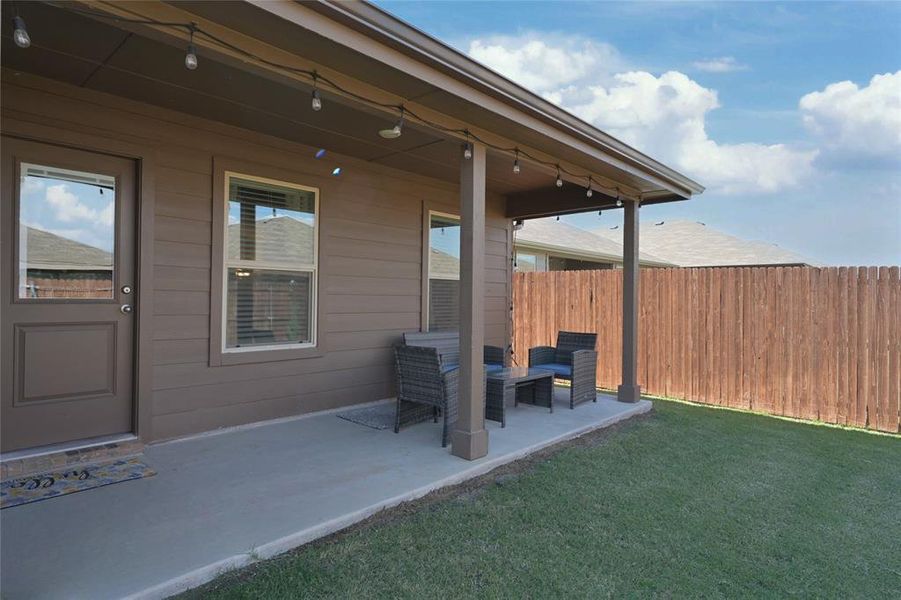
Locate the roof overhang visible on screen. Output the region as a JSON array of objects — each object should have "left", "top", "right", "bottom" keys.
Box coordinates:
[
  {"left": 3, "top": 0, "right": 703, "bottom": 212},
  {"left": 514, "top": 238, "right": 674, "bottom": 268}
]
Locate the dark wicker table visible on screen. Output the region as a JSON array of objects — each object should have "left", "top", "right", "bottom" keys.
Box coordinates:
[{"left": 485, "top": 367, "right": 554, "bottom": 427}]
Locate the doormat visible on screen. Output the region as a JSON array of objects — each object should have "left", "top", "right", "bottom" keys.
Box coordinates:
[
  {"left": 337, "top": 402, "right": 396, "bottom": 430},
  {"left": 1, "top": 457, "right": 156, "bottom": 509}
]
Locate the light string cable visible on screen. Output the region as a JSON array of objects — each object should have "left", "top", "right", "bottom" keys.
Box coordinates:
[{"left": 55, "top": 3, "right": 630, "bottom": 199}]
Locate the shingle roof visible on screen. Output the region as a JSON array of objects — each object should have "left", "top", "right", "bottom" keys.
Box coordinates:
[
  {"left": 24, "top": 226, "right": 113, "bottom": 270},
  {"left": 594, "top": 220, "right": 818, "bottom": 267},
  {"left": 429, "top": 248, "right": 459, "bottom": 279},
  {"left": 227, "top": 216, "right": 314, "bottom": 263},
  {"left": 516, "top": 218, "right": 674, "bottom": 266}
]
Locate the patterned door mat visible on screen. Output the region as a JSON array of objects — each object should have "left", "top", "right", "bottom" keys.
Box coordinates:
[
  {"left": 1, "top": 457, "right": 156, "bottom": 509},
  {"left": 337, "top": 402, "right": 397, "bottom": 430}
]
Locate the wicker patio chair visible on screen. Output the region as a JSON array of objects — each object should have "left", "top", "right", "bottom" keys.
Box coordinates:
[
  {"left": 403, "top": 331, "right": 505, "bottom": 373},
  {"left": 393, "top": 344, "right": 459, "bottom": 447},
  {"left": 528, "top": 331, "right": 598, "bottom": 409}
]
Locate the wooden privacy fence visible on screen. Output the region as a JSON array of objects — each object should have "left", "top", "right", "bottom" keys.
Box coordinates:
[{"left": 512, "top": 267, "right": 900, "bottom": 433}]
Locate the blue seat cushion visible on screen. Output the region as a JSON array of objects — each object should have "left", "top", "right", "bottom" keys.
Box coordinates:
[{"left": 537, "top": 363, "right": 572, "bottom": 378}]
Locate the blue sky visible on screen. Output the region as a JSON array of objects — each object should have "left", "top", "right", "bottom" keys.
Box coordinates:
[
  {"left": 20, "top": 173, "right": 114, "bottom": 252},
  {"left": 378, "top": 1, "right": 901, "bottom": 266}
]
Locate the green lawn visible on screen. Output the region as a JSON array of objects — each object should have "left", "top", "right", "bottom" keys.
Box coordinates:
[{"left": 188, "top": 401, "right": 900, "bottom": 599}]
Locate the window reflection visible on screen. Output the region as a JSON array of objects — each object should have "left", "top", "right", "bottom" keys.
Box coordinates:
[
  {"left": 18, "top": 164, "right": 115, "bottom": 299},
  {"left": 428, "top": 213, "right": 460, "bottom": 331}
]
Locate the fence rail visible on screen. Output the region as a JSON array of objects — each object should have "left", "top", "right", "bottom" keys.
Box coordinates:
[{"left": 512, "top": 267, "right": 900, "bottom": 433}]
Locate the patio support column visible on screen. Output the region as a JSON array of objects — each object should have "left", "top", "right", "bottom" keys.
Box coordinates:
[
  {"left": 618, "top": 198, "right": 641, "bottom": 403},
  {"left": 452, "top": 141, "right": 489, "bottom": 460}
]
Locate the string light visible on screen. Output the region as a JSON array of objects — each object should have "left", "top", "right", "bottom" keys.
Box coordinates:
[
  {"left": 311, "top": 72, "right": 322, "bottom": 111},
  {"left": 379, "top": 108, "right": 404, "bottom": 139},
  {"left": 184, "top": 26, "right": 198, "bottom": 70},
  {"left": 616, "top": 198, "right": 623, "bottom": 207},
  {"left": 47, "top": 5, "right": 639, "bottom": 202},
  {"left": 462, "top": 142, "right": 473, "bottom": 160},
  {"left": 586, "top": 176, "right": 593, "bottom": 198},
  {"left": 12, "top": 16, "right": 30, "bottom": 48}
]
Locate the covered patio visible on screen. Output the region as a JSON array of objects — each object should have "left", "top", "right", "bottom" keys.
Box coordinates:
[
  {"left": 1, "top": 1, "right": 701, "bottom": 460},
  {"left": 1, "top": 388, "right": 650, "bottom": 599},
  {"left": 2, "top": 2, "right": 700, "bottom": 596}
]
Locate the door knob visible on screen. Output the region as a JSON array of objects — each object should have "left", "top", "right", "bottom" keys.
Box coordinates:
[{"left": 120, "top": 304, "right": 133, "bottom": 314}]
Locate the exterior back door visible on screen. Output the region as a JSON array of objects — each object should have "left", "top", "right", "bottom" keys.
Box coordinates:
[{"left": 1, "top": 137, "right": 136, "bottom": 452}]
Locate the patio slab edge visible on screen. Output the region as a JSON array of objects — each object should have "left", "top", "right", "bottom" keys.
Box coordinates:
[{"left": 126, "top": 398, "right": 652, "bottom": 600}]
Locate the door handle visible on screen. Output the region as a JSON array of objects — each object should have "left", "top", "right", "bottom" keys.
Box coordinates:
[{"left": 120, "top": 304, "right": 133, "bottom": 314}]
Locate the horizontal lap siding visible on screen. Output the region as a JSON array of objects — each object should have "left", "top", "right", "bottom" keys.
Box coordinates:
[{"left": 3, "top": 78, "right": 511, "bottom": 442}]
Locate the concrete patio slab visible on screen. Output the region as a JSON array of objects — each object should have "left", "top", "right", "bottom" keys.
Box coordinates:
[{"left": 0, "top": 389, "right": 651, "bottom": 600}]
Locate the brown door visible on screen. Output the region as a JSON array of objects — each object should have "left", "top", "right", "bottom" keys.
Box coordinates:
[{"left": 1, "top": 137, "right": 136, "bottom": 452}]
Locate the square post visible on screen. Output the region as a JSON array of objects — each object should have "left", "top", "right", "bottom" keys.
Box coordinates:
[
  {"left": 618, "top": 198, "right": 641, "bottom": 403},
  {"left": 452, "top": 142, "right": 489, "bottom": 460}
]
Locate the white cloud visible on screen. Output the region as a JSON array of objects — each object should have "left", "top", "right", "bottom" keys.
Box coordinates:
[
  {"left": 800, "top": 70, "right": 901, "bottom": 167},
  {"left": 468, "top": 35, "right": 625, "bottom": 94},
  {"left": 46, "top": 184, "right": 96, "bottom": 222},
  {"left": 22, "top": 178, "right": 45, "bottom": 195},
  {"left": 467, "top": 35, "right": 816, "bottom": 195},
  {"left": 692, "top": 57, "right": 748, "bottom": 73},
  {"left": 45, "top": 184, "right": 115, "bottom": 227}
]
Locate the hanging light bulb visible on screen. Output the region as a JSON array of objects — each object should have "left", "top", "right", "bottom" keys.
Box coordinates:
[
  {"left": 12, "top": 16, "right": 30, "bottom": 48},
  {"left": 586, "top": 176, "right": 593, "bottom": 198},
  {"left": 379, "top": 109, "right": 404, "bottom": 139},
  {"left": 513, "top": 151, "right": 521, "bottom": 174},
  {"left": 555, "top": 166, "right": 563, "bottom": 188},
  {"left": 556, "top": 215, "right": 560, "bottom": 221},
  {"left": 184, "top": 27, "right": 198, "bottom": 70},
  {"left": 616, "top": 198, "right": 623, "bottom": 207},
  {"left": 462, "top": 142, "right": 472, "bottom": 160},
  {"left": 311, "top": 73, "right": 322, "bottom": 111}
]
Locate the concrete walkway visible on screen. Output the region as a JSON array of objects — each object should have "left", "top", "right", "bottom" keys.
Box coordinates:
[{"left": 0, "top": 389, "right": 651, "bottom": 599}]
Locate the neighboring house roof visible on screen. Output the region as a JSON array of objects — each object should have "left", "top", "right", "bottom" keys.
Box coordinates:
[
  {"left": 515, "top": 218, "right": 674, "bottom": 267},
  {"left": 594, "top": 220, "right": 818, "bottom": 267},
  {"left": 23, "top": 226, "right": 112, "bottom": 271},
  {"left": 429, "top": 248, "right": 460, "bottom": 280},
  {"left": 227, "top": 216, "right": 314, "bottom": 263}
]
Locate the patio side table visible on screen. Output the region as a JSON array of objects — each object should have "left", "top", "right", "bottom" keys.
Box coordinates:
[{"left": 485, "top": 367, "right": 555, "bottom": 427}]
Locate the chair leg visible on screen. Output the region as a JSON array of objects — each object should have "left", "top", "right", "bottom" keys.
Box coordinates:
[{"left": 394, "top": 398, "right": 401, "bottom": 433}]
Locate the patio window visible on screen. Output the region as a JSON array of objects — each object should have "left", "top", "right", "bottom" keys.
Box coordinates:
[
  {"left": 222, "top": 173, "right": 318, "bottom": 351},
  {"left": 427, "top": 212, "right": 460, "bottom": 331}
]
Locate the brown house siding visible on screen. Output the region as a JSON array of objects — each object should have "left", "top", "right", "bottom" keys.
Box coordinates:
[{"left": 2, "top": 74, "right": 512, "bottom": 442}]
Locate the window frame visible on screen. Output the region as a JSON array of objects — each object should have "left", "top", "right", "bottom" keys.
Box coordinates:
[
  {"left": 210, "top": 158, "right": 323, "bottom": 366},
  {"left": 423, "top": 209, "right": 461, "bottom": 332}
]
